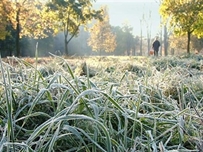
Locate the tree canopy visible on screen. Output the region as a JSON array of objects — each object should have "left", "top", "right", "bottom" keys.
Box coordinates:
[
  {"left": 46, "top": 0, "right": 102, "bottom": 55},
  {"left": 0, "top": 0, "right": 102, "bottom": 57},
  {"left": 112, "top": 24, "right": 138, "bottom": 56},
  {"left": 0, "top": 0, "right": 10, "bottom": 40},
  {"left": 88, "top": 5, "right": 116, "bottom": 55},
  {"left": 0, "top": 0, "right": 53, "bottom": 56},
  {"left": 160, "top": 0, "right": 203, "bottom": 54}
]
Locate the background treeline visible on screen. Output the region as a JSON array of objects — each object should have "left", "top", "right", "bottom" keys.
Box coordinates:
[
  {"left": 0, "top": 0, "right": 140, "bottom": 57},
  {"left": 0, "top": 0, "right": 103, "bottom": 57},
  {"left": 0, "top": 25, "right": 141, "bottom": 57},
  {"left": 1, "top": 24, "right": 203, "bottom": 57},
  {"left": 1, "top": 0, "right": 203, "bottom": 57}
]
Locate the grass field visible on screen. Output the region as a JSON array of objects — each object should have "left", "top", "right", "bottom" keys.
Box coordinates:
[{"left": 0, "top": 55, "right": 203, "bottom": 152}]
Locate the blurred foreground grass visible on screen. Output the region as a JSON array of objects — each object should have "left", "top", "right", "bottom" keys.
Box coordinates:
[{"left": 0, "top": 55, "right": 203, "bottom": 152}]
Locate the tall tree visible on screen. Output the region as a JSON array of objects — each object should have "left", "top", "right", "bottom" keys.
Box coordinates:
[
  {"left": 112, "top": 25, "right": 138, "bottom": 56},
  {"left": 46, "top": 0, "right": 102, "bottom": 55},
  {"left": 155, "top": 0, "right": 170, "bottom": 56},
  {"left": 0, "top": 0, "right": 10, "bottom": 40},
  {"left": 163, "top": 24, "right": 169, "bottom": 56},
  {"left": 170, "top": 34, "right": 203, "bottom": 54},
  {"left": 160, "top": 0, "right": 203, "bottom": 54},
  {"left": 121, "top": 22, "right": 135, "bottom": 55},
  {"left": 1, "top": 0, "right": 51, "bottom": 57},
  {"left": 143, "top": 11, "right": 152, "bottom": 56},
  {"left": 139, "top": 14, "right": 144, "bottom": 56},
  {"left": 88, "top": 5, "right": 116, "bottom": 55}
]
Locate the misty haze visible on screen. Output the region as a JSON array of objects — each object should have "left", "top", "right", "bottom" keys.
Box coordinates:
[{"left": 0, "top": 0, "right": 161, "bottom": 57}]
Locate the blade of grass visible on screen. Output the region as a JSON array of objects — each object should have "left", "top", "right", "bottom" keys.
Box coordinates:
[
  {"left": 26, "top": 114, "right": 112, "bottom": 151},
  {"left": 0, "top": 55, "right": 15, "bottom": 152},
  {"left": 0, "top": 124, "right": 8, "bottom": 151},
  {"left": 62, "top": 124, "right": 91, "bottom": 152}
]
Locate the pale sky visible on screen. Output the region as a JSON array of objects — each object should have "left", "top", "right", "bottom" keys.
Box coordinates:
[
  {"left": 94, "top": 0, "right": 161, "bottom": 38},
  {"left": 97, "top": 0, "right": 157, "bottom": 2}
]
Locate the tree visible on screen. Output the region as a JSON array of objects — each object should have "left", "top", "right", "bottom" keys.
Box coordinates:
[
  {"left": 0, "top": 0, "right": 10, "bottom": 40},
  {"left": 88, "top": 5, "right": 116, "bottom": 55},
  {"left": 169, "top": 34, "right": 203, "bottom": 55},
  {"left": 143, "top": 11, "right": 152, "bottom": 56},
  {"left": 46, "top": 0, "right": 102, "bottom": 55},
  {"left": 1, "top": 0, "right": 51, "bottom": 57},
  {"left": 0, "top": 26, "right": 16, "bottom": 57},
  {"left": 111, "top": 25, "right": 138, "bottom": 56},
  {"left": 139, "top": 18, "right": 143, "bottom": 56},
  {"left": 160, "top": 0, "right": 203, "bottom": 54},
  {"left": 134, "top": 36, "right": 140, "bottom": 56},
  {"left": 121, "top": 22, "right": 136, "bottom": 55}
]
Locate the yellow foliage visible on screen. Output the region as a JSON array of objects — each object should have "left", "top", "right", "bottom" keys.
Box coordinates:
[
  {"left": 0, "top": 0, "right": 56, "bottom": 39},
  {"left": 88, "top": 5, "right": 117, "bottom": 53},
  {"left": 160, "top": 0, "right": 203, "bottom": 36},
  {"left": 0, "top": 0, "right": 11, "bottom": 39}
]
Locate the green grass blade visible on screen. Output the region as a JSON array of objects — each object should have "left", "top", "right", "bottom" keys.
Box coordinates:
[{"left": 0, "top": 56, "right": 15, "bottom": 152}]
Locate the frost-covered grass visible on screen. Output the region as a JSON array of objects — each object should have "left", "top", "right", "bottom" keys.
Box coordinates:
[{"left": 0, "top": 55, "right": 203, "bottom": 152}]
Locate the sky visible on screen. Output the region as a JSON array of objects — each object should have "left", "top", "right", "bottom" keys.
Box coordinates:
[
  {"left": 97, "top": 0, "right": 157, "bottom": 2},
  {"left": 93, "top": 0, "right": 161, "bottom": 38}
]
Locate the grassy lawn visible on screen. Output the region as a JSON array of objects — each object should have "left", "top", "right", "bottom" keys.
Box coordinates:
[{"left": 0, "top": 55, "right": 203, "bottom": 152}]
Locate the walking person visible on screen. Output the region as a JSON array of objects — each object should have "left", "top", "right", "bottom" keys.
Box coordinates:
[{"left": 152, "top": 36, "right": 161, "bottom": 56}]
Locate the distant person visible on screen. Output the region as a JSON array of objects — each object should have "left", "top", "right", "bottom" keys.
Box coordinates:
[{"left": 152, "top": 37, "right": 161, "bottom": 56}]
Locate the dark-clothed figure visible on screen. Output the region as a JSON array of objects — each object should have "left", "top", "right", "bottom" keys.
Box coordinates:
[{"left": 152, "top": 37, "right": 160, "bottom": 56}]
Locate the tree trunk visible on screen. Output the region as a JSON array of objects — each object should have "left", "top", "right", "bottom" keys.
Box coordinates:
[
  {"left": 147, "top": 24, "right": 151, "bottom": 56},
  {"left": 147, "top": 37, "right": 150, "bottom": 56},
  {"left": 16, "top": 9, "right": 20, "bottom": 57},
  {"left": 64, "top": 14, "right": 69, "bottom": 56},
  {"left": 64, "top": 33, "right": 68, "bottom": 55},
  {"left": 159, "top": 19, "right": 162, "bottom": 56},
  {"left": 64, "top": 22, "right": 80, "bottom": 56},
  {"left": 133, "top": 45, "right": 136, "bottom": 56},
  {"left": 140, "top": 20, "right": 142, "bottom": 56},
  {"left": 164, "top": 25, "right": 168, "bottom": 56},
  {"left": 147, "top": 11, "right": 151, "bottom": 56},
  {"left": 187, "top": 31, "right": 191, "bottom": 54}
]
